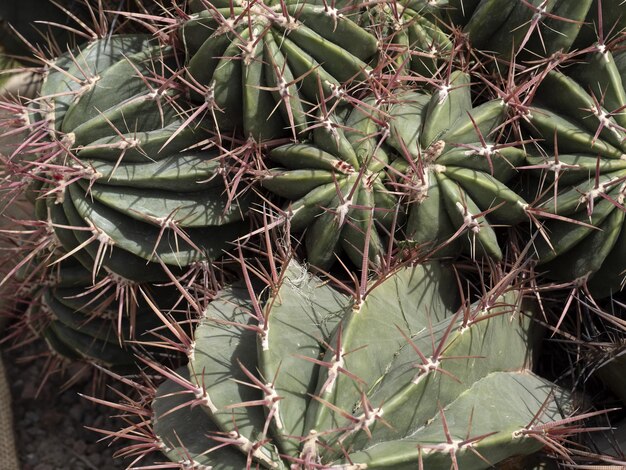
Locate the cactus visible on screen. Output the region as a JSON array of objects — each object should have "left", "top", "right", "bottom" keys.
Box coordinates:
[
  {"left": 179, "top": 0, "right": 379, "bottom": 141},
  {"left": 462, "top": 0, "right": 594, "bottom": 60},
  {"left": 521, "top": 46, "right": 626, "bottom": 297},
  {"left": 147, "top": 260, "right": 573, "bottom": 469},
  {"left": 15, "top": 249, "right": 188, "bottom": 370},
  {"left": 262, "top": 70, "right": 528, "bottom": 268},
  {"left": 21, "top": 34, "right": 250, "bottom": 282},
  {"left": 363, "top": 2, "right": 453, "bottom": 78}
]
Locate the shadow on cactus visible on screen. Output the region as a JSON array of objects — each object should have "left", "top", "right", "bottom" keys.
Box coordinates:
[
  {"left": 16, "top": 34, "right": 250, "bottom": 283},
  {"left": 8, "top": 250, "right": 191, "bottom": 373},
  {"left": 141, "top": 259, "right": 577, "bottom": 469}
]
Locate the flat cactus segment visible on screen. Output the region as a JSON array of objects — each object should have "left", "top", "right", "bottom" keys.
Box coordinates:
[
  {"left": 337, "top": 292, "right": 535, "bottom": 450},
  {"left": 30, "top": 33, "right": 251, "bottom": 279},
  {"left": 526, "top": 106, "right": 624, "bottom": 159},
  {"left": 304, "top": 190, "right": 351, "bottom": 269},
  {"left": 61, "top": 44, "right": 173, "bottom": 133},
  {"left": 269, "top": 144, "right": 356, "bottom": 173},
  {"left": 462, "top": 0, "right": 516, "bottom": 49},
  {"left": 39, "top": 35, "right": 155, "bottom": 127},
  {"left": 486, "top": 0, "right": 558, "bottom": 56},
  {"left": 152, "top": 262, "right": 572, "bottom": 468},
  {"left": 262, "top": 31, "right": 308, "bottom": 133},
  {"left": 525, "top": 154, "right": 626, "bottom": 187},
  {"left": 43, "top": 290, "right": 121, "bottom": 344},
  {"left": 522, "top": 47, "right": 626, "bottom": 292},
  {"left": 528, "top": 0, "right": 593, "bottom": 55},
  {"left": 46, "top": 196, "right": 100, "bottom": 271},
  {"left": 242, "top": 24, "right": 285, "bottom": 140},
  {"left": 421, "top": 71, "right": 473, "bottom": 148},
  {"left": 536, "top": 70, "right": 626, "bottom": 149},
  {"left": 68, "top": 184, "right": 246, "bottom": 267},
  {"left": 437, "top": 172, "right": 502, "bottom": 260},
  {"left": 461, "top": 0, "right": 590, "bottom": 60},
  {"left": 386, "top": 92, "right": 431, "bottom": 154},
  {"left": 264, "top": 85, "right": 524, "bottom": 265},
  {"left": 570, "top": 51, "right": 626, "bottom": 131},
  {"left": 346, "top": 371, "right": 566, "bottom": 470},
  {"left": 588, "top": 224, "right": 626, "bottom": 297},
  {"left": 60, "top": 190, "right": 170, "bottom": 282},
  {"left": 70, "top": 90, "right": 181, "bottom": 147},
  {"left": 288, "top": 4, "right": 378, "bottom": 60},
  {"left": 438, "top": 99, "right": 505, "bottom": 145},
  {"left": 339, "top": 186, "right": 386, "bottom": 266},
  {"left": 266, "top": 101, "right": 397, "bottom": 269},
  {"left": 48, "top": 320, "right": 135, "bottom": 367},
  {"left": 75, "top": 121, "right": 201, "bottom": 163},
  {"left": 444, "top": 167, "right": 528, "bottom": 224},
  {"left": 261, "top": 169, "right": 338, "bottom": 199},
  {"left": 539, "top": 204, "right": 625, "bottom": 281},
  {"left": 405, "top": 174, "right": 463, "bottom": 257},
  {"left": 533, "top": 193, "right": 618, "bottom": 264},
  {"left": 189, "top": 286, "right": 282, "bottom": 467},
  {"left": 153, "top": 369, "right": 250, "bottom": 470},
  {"left": 373, "top": 5, "right": 453, "bottom": 78},
  {"left": 306, "top": 263, "right": 460, "bottom": 435},
  {"left": 39, "top": 323, "right": 83, "bottom": 362},
  {"left": 259, "top": 261, "right": 350, "bottom": 456}
]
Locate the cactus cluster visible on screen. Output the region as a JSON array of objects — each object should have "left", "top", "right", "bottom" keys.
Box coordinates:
[{"left": 1, "top": 0, "right": 626, "bottom": 469}]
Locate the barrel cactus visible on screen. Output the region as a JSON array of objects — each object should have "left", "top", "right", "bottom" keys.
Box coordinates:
[
  {"left": 148, "top": 260, "right": 572, "bottom": 469},
  {"left": 462, "top": 0, "right": 594, "bottom": 60},
  {"left": 262, "top": 70, "right": 528, "bottom": 268},
  {"left": 24, "top": 34, "right": 249, "bottom": 282},
  {"left": 522, "top": 46, "right": 626, "bottom": 297},
  {"left": 363, "top": 1, "right": 453, "bottom": 78},
  {"left": 180, "top": 0, "right": 379, "bottom": 141},
  {"left": 23, "top": 255, "right": 183, "bottom": 371}
]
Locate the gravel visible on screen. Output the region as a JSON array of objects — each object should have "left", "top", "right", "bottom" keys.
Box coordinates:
[{"left": 4, "top": 339, "right": 130, "bottom": 470}]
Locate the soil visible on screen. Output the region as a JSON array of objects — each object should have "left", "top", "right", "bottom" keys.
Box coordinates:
[{"left": 4, "top": 339, "right": 130, "bottom": 470}]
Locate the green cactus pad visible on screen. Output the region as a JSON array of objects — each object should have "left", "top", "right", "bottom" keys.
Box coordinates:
[{"left": 150, "top": 260, "right": 572, "bottom": 469}]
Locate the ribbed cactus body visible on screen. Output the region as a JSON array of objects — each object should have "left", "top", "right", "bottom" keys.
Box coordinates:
[
  {"left": 31, "top": 35, "right": 248, "bottom": 282},
  {"left": 262, "top": 71, "right": 527, "bottom": 268},
  {"left": 24, "top": 255, "right": 182, "bottom": 370},
  {"left": 393, "top": 72, "right": 528, "bottom": 260},
  {"left": 150, "top": 261, "right": 571, "bottom": 469},
  {"left": 523, "top": 48, "right": 626, "bottom": 297},
  {"left": 261, "top": 100, "right": 401, "bottom": 269},
  {"left": 463, "top": 0, "right": 593, "bottom": 59},
  {"left": 180, "top": 0, "right": 378, "bottom": 141}
]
